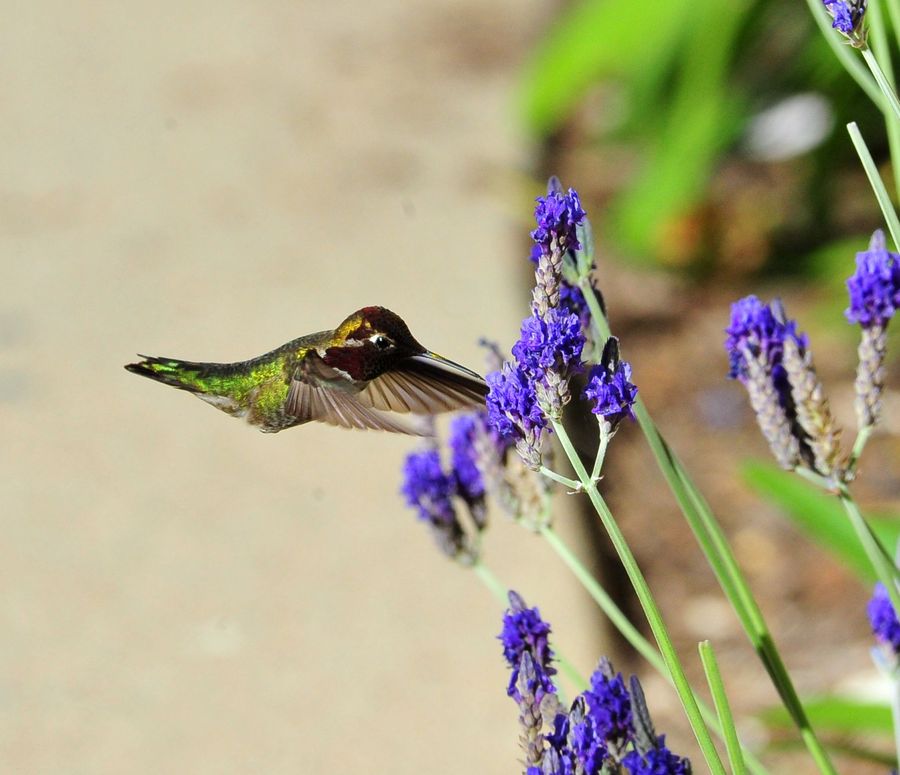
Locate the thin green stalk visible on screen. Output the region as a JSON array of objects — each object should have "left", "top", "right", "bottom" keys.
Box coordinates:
[
  {"left": 804, "top": 0, "right": 884, "bottom": 107},
  {"left": 847, "top": 121, "right": 900, "bottom": 250},
  {"left": 837, "top": 484, "right": 900, "bottom": 616},
  {"left": 581, "top": 292, "right": 836, "bottom": 772},
  {"left": 863, "top": 47, "right": 900, "bottom": 124},
  {"left": 539, "top": 465, "right": 580, "bottom": 490},
  {"left": 539, "top": 524, "right": 662, "bottom": 670},
  {"left": 539, "top": 524, "right": 769, "bottom": 775},
  {"left": 590, "top": 419, "right": 610, "bottom": 482},
  {"left": 580, "top": 276, "right": 612, "bottom": 343},
  {"left": 473, "top": 560, "right": 508, "bottom": 604},
  {"left": 847, "top": 424, "right": 874, "bottom": 475},
  {"left": 578, "top": 215, "right": 834, "bottom": 771},
  {"left": 886, "top": 0, "right": 900, "bottom": 53},
  {"left": 868, "top": 0, "right": 900, "bottom": 201},
  {"left": 656, "top": 427, "right": 838, "bottom": 775},
  {"left": 549, "top": 418, "right": 727, "bottom": 775},
  {"left": 699, "top": 641, "right": 747, "bottom": 775}
]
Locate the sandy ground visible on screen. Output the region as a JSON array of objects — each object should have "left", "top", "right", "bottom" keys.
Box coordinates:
[{"left": 0, "top": 3, "right": 616, "bottom": 773}]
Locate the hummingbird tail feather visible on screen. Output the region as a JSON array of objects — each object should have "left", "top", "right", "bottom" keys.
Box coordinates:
[{"left": 124, "top": 355, "right": 209, "bottom": 392}]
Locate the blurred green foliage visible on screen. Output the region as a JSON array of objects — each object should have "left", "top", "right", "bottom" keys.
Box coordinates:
[
  {"left": 760, "top": 696, "right": 893, "bottom": 735},
  {"left": 518, "top": 0, "right": 888, "bottom": 271},
  {"left": 742, "top": 460, "right": 900, "bottom": 583}
]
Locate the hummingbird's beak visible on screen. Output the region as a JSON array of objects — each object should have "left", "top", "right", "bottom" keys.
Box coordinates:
[{"left": 409, "top": 351, "right": 487, "bottom": 385}]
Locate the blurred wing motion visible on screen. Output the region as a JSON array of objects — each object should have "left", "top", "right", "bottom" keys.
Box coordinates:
[
  {"left": 361, "top": 353, "right": 488, "bottom": 413},
  {"left": 286, "top": 351, "right": 487, "bottom": 435}
]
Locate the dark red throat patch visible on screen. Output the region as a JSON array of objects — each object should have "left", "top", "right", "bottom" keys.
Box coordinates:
[{"left": 322, "top": 345, "right": 376, "bottom": 381}]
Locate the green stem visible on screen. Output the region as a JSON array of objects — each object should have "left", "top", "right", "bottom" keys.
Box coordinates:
[
  {"left": 868, "top": 0, "right": 900, "bottom": 202},
  {"left": 637, "top": 411, "right": 838, "bottom": 775},
  {"left": 473, "top": 561, "right": 508, "bottom": 604},
  {"left": 581, "top": 277, "right": 612, "bottom": 342},
  {"left": 837, "top": 484, "right": 900, "bottom": 613},
  {"left": 591, "top": 420, "right": 610, "bottom": 482},
  {"left": 550, "top": 418, "right": 727, "bottom": 775},
  {"left": 699, "top": 640, "right": 747, "bottom": 775},
  {"left": 847, "top": 121, "right": 900, "bottom": 250},
  {"left": 863, "top": 47, "right": 900, "bottom": 124},
  {"left": 886, "top": 0, "right": 900, "bottom": 53},
  {"left": 539, "top": 465, "right": 580, "bottom": 490},
  {"left": 539, "top": 524, "right": 662, "bottom": 669},
  {"left": 579, "top": 216, "right": 832, "bottom": 770},
  {"left": 847, "top": 424, "right": 874, "bottom": 475},
  {"left": 539, "top": 524, "right": 769, "bottom": 775}
]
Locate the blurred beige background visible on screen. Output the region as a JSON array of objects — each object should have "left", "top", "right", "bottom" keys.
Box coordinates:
[{"left": 0, "top": 3, "right": 611, "bottom": 772}]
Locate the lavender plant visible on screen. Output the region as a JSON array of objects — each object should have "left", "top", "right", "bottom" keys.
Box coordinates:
[
  {"left": 393, "top": 0, "right": 900, "bottom": 768},
  {"left": 500, "top": 591, "right": 691, "bottom": 775}
]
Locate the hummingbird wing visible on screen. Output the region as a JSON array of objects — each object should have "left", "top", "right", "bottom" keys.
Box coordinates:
[
  {"left": 285, "top": 356, "right": 430, "bottom": 435},
  {"left": 359, "top": 353, "right": 488, "bottom": 414}
]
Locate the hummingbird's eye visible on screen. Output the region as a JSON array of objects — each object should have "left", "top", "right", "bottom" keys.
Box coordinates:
[{"left": 372, "top": 335, "right": 392, "bottom": 351}]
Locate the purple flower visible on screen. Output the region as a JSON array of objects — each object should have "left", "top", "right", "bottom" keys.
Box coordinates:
[
  {"left": 499, "top": 591, "right": 557, "bottom": 702},
  {"left": 868, "top": 582, "right": 900, "bottom": 653},
  {"left": 486, "top": 363, "right": 546, "bottom": 438},
  {"left": 583, "top": 340, "right": 637, "bottom": 427},
  {"left": 622, "top": 736, "right": 691, "bottom": 775},
  {"left": 846, "top": 230, "right": 900, "bottom": 329},
  {"left": 725, "top": 295, "right": 807, "bottom": 404},
  {"left": 400, "top": 449, "right": 455, "bottom": 524},
  {"left": 485, "top": 308, "right": 585, "bottom": 449},
  {"left": 824, "top": 0, "right": 866, "bottom": 34},
  {"left": 531, "top": 187, "right": 586, "bottom": 255},
  {"left": 567, "top": 703, "right": 609, "bottom": 772},
  {"left": 512, "top": 309, "right": 585, "bottom": 378},
  {"left": 584, "top": 666, "right": 634, "bottom": 747},
  {"left": 448, "top": 415, "right": 485, "bottom": 503}
]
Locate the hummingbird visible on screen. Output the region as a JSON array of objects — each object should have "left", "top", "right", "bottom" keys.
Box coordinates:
[{"left": 125, "top": 306, "right": 488, "bottom": 435}]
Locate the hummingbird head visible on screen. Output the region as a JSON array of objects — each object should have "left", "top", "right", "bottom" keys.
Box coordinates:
[{"left": 322, "top": 306, "right": 428, "bottom": 381}]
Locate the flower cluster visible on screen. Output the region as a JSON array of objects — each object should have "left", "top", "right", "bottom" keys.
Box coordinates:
[
  {"left": 846, "top": 231, "right": 900, "bottom": 429},
  {"left": 725, "top": 295, "right": 842, "bottom": 476},
  {"left": 449, "top": 416, "right": 483, "bottom": 496},
  {"left": 846, "top": 231, "right": 900, "bottom": 329},
  {"left": 584, "top": 337, "right": 638, "bottom": 432},
  {"left": 486, "top": 181, "right": 588, "bottom": 469},
  {"left": 530, "top": 183, "right": 585, "bottom": 257},
  {"left": 822, "top": 0, "right": 867, "bottom": 44},
  {"left": 500, "top": 591, "right": 690, "bottom": 774},
  {"left": 867, "top": 582, "right": 900, "bottom": 655},
  {"left": 499, "top": 590, "right": 557, "bottom": 703},
  {"left": 400, "top": 423, "right": 490, "bottom": 559}
]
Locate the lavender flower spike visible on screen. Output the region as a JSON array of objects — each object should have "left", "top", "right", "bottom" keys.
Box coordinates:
[
  {"left": 776, "top": 301, "right": 843, "bottom": 478},
  {"left": 516, "top": 652, "right": 547, "bottom": 768},
  {"left": 499, "top": 590, "right": 557, "bottom": 703},
  {"left": 847, "top": 230, "right": 900, "bottom": 429},
  {"left": 725, "top": 296, "right": 803, "bottom": 470},
  {"left": 447, "top": 414, "right": 487, "bottom": 529},
  {"left": 583, "top": 337, "right": 638, "bottom": 434},
  {"left": 400, "top": 448, "right": 468, "bottom": 559},
  {"left": 530, "top": 182, "right": 586, "bottom": 318},
  {"left": 823, "top": 0, "right": 867, "bottom": 46}
]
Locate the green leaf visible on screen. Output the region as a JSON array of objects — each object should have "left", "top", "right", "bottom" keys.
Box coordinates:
[
  {"left": 742, "top": 460, "right": 900, "bottom": 582},
  {"left": 607, "top": 0, "right": 751, "bottom": 259},
  {"left": 517, "top": 0, "right": 692, "bottom": 137},
  {"left": 760, "top": 695, "right": 893, "bottom": 734}
]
